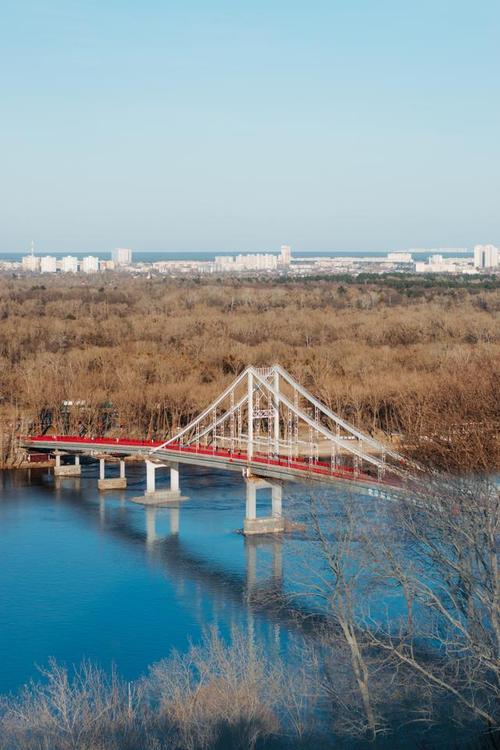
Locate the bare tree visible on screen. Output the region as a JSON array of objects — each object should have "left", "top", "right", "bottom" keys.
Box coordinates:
[
  {"left": 281, "top": 475, "right": 499, "bottom": 740},
  {"left": 361, "top": 475, "right": 500, "bottom": 729}
]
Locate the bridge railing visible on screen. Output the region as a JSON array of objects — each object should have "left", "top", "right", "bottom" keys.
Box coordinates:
[{"left": 22, "top": 435, "right": 402, "bottom": 488}]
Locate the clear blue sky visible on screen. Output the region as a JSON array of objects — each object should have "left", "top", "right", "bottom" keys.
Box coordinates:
[{"left": 1, "top": 0, "right": 499, "bottom": 253}]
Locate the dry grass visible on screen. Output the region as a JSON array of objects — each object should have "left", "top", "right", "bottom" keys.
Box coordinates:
[{"left": 0, "top": 630, "right": 319, "bottom": 750}]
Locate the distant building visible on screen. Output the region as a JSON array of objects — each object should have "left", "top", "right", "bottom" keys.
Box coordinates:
[
  {"left": 40, "top": 255, "right": 57, "bottom": 273},
  {"left": 280, "top": 245, "right": 292, "bottom": 266},
  {"left": 236, "top": 253, "right": 278, "bottom": 271},
  {"left": 474, "top": 244, "right": 498, "bottom": 269},
  {"left": 81, "top": 255, "right": 99, "bottom": 273},
  {"left": 99, "top": 259, "right": 115, "bottom": 271},
  {"left": 60, "top": 255, "right": 79, "bottom": 273},
  {"left": 22, "top": 253, "right": 40, "bottom": 272},
  {"left": 387, "top": 251, "right": 412, "bottom": 263},
  {"left": 214, "top": 255, "right": 234, "bottom": 271},
  {"left": 415, "top": 255, "right": 475, "bottom": 274},
  {"left": 415, "top": 254, "right": 447, "bottom": 273},
  {"left": 112, "top": 247, "right": 132, "bottom": 266},
  {"left": 214, "top": 253, "right": 278, "bottom": 272}
]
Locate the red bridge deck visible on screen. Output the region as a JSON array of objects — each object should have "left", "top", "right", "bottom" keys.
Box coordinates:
[{"left": 22, "top": 435, "right": 403, "bottom": 491}]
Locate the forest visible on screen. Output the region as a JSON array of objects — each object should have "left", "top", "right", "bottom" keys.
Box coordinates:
[{"left": 0, "top": 273, "right": 498, "bottom": 471}]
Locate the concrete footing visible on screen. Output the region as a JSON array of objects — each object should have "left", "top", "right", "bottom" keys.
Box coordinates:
[
  {"left": 54, "top": 453, "right": 80, "bottom": 477},
  {"left": 131, "top": 490, "right": 185, "bottom": 506},
  {"left": 243, "top": 516, "right": 285, "bottom": 535},
  {"left": 134, "top": 459, "right": 184, "bottom": 505},
  {"left": 242, "top": 517, "right": 304, "bottom": 536},
  {"left": 98, "top": 477, "right": 127, "bottom": 491},
  {"left": 54, "top": 465, "right": 81, "bottom": 477}
]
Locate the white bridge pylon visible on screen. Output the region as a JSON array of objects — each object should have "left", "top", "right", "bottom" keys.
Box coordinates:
[{"left": 151, "top": 365, "right": 405, "bottom": 480}]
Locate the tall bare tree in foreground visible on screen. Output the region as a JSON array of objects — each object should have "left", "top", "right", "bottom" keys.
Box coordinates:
[
  {"left": 362, "top": 475, "right": 500, "bottom": 729},
  {"left": 285, "top": 474, "right": 499, "bottom": 740}
]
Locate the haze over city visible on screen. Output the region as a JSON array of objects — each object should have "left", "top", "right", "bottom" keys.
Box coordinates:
[{"left": 1, "top": 0, "right": 499, "bottom": 253}]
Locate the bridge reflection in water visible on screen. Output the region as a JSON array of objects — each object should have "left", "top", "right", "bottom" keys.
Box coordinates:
[{"left": 42, "top": 464, "right": 321, "bottom": 646}]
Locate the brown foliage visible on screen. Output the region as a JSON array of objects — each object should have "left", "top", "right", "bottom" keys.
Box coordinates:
[{"left": 0, "top": 275, "right": 498, "bottom": 470}]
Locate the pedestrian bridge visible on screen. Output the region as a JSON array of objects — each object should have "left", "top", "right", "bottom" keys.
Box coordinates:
[{"left": 21, "top": 364, "right": 407, "bottom": 534}]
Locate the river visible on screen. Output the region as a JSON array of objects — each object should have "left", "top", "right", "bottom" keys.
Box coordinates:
[
  {"left": 0, "top": 462, "right": 303, "bottom": 695},
  {"left": 0, "top": 463, "right": 491, "bottom": 748}
]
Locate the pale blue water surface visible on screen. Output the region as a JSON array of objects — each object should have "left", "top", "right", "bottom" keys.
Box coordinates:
[
  {"left": 0, "top": 464, "right": 490, "bottom": 748},
  {"left": 0, "top": 463, "right": 300, "bottom": 694}
]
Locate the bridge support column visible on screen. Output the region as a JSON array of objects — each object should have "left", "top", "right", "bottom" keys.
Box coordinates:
[
  {"left": 132, "top": 460, "right": 185, "bottom": 505},
  {"left": 146, "top": 459, "right": 156, "bottom": 494},
  {"left": 98, "top": 457, "right": 127, "bottom": 490},
  {"left": 246, "top": 481, "right": 257, "bottom": 520},
  {"left": 170, "top": 464, "right": 180, "bottom": 493},
  {"left": 243, "top": 476, "right": 285, "bottom": 535},
  {"left": 54, "top": 452, "right": 81, "bottom": 477}
]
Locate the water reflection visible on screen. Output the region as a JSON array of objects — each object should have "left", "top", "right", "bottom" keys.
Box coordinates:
[
  {"left": 245, "top": 536, "right": 283, "bottom": 590},
  {"left": 54, "top": 476, "right": 81, "bottom": 493},
  {"left": 145, "top": 505, "right": 180, "bottom": 545},
  {"left": 0, "top": 465, "right": 324, "bottom": 699}
]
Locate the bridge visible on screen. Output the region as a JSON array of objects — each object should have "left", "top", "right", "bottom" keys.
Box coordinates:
[{"left": 21, "top": 365, "right": 407, "bottom": 534}]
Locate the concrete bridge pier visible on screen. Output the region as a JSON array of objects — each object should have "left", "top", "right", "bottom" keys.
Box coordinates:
[
  {"left": 97, "top": 457, "right": 127, "bottom": 491},
  {"left": 54, "top": 452, "right": 81, "bottom": 477},
  {"left": 243, "top": 475, "right": 284, "bottom": 535},
  {"left": 132, "top": 460, "right": 184, "bottom": 505}
]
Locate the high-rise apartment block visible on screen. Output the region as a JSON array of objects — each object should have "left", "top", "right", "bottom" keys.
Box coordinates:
[
  {"left": 474, "top": 244, "right": 499, "bottom": 269},
  {"left": 61, "top": 255, "right": 79, "bottom": 273},
  {"left": 81, "top": 256, "right": 99, "bottom": 273},
  {"left": 280, "top": 245, "right": 291, "bottom": 266},
  {"left": 214, "top": 253, "right": 278, "bottom": 272},
  {"left": 112, "top": 247, "right": 132, "bottom": 266},
  {"left": 40, "top": 255, "right": 57, "bottom": 273},
  {"left": 22, "top": 254, "right": 41, "bottom": 272}
]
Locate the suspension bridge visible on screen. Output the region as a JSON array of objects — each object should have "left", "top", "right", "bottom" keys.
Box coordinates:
[{"left": 21, "top": 365, "right": 407, "bottom": 534}]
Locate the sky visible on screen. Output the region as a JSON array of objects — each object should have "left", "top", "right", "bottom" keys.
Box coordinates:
[{"left": 1, "top": 0, "right": 499, "bottom": 253}]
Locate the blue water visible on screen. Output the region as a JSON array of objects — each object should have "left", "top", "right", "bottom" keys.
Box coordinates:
[
  {"left": 0, "top": 463, "right": 300, "bottom": 694},
  {"left": 0, "top": 465, "right": 490, "bottom": 748}
]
